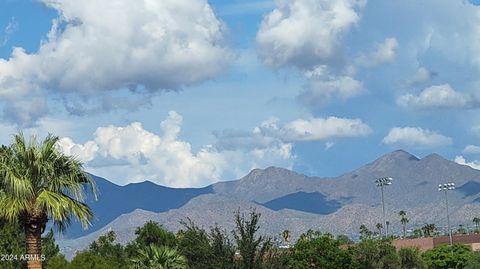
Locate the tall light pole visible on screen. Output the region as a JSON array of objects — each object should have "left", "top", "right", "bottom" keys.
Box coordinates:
[
  {"left": 376, "top": 177, "right": 393, "bottom": 237},
  {"left": 438, "top": 182, "right": 455, "bottom": 245}
]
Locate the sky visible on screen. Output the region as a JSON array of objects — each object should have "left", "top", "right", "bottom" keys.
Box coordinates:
[{"left": 1, "top": 0, "right": 480, "bottom": 187}]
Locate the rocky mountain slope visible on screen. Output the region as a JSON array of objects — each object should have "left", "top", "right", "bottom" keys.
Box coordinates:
[{"left": 58, "top": 150, "right": 480, "bottom": 258}]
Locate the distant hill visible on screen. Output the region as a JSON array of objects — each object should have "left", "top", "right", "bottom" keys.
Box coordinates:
[
  {"left": 65, "top": 175, "right": 213, "bottom": 238},
  {"left": 58, "top": 150, "right": 480, "bottom": 258}
]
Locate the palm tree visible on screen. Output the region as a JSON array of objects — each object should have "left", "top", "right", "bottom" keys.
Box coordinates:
[
  {"left": 132, "top": 244, "right": 188, "bottom": 269},
  {"left": 281, "top": 229, "right": 290, "bottom": 245},
  {"left": 399, "top": 210, "right": 409, "bottom": 238},
  {"left": 376, "top": 223, "right": 383, "bottom": 237},
  {"left": 473, "top": 217, "right": 480, "bottom": 233},
  {"left": 0, "top": 134, "right": 96, "bottom": 269}
]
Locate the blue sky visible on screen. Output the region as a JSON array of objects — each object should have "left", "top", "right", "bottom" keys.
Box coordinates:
[{"left": 1, "top": 0, "right": 480, "bottom": 187}]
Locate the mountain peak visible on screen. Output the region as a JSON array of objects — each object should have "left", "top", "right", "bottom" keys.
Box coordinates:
[
  {"left": 244, "top": 166, "right": 302, "bottom": 181},
  {"left": 362, "top": 150, "right": 419, "bottom": 172},
  {"left": 382, "top": 150, "right": 419, "bottom": 161}
]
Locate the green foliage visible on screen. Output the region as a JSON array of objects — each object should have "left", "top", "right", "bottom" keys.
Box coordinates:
[
  {"left": 209, "top": 226, "right": 235, "bottom": 269},
  {"left": 132, "top": 221, "right": 177, "bottom": 248},
  {"left": 131, "top": 244, "right": 188, "bottom": 269},
  {"left": 88, "top": 230, "right": 128, "bottom": 268},
  {"left": 351, "top": 239, "right": 401, "bottom": 269},
  {"left": 177, "top": 219, "right": 212, "bottom": 269},
  {"left": 422, "top": 244, "right": 472, "bottom": 269},
  {"left": 44, "top": 255, "right": 69, "bottom": 269},
  {"left": 232, "top": 209, "right": 272, "bottom": 269},
  {"left": 42, "top": 229, "right": 60, "bottom": 265},
  {"left": 398, "top": 247, "right": 426, "bottom": 269},
  {"left": 69, "top": 251, "right": 118, "bottom": 269},
  {"left": 421, "top": 224, "right": 437, "bottom": 237},
  {"left": 287, "top": 234, "right": 353, "bottom": 269},
  {"left": 336, "top": 234, "right": 353, "bottom": 245},
  {"left": 0, "top": 219, "right": 25, "bottom": 269},
  {"left": 359, "top": 225, "right": 373, "bottom": 240},
  {"left": 466, "top": 251, "right": 480, "bottom": 269},
  {"left": 0, "top": 134, "right": 97, "bottom": 231},
  {"left": 399, "top": 210, "right": 409, "bottom": 238}
]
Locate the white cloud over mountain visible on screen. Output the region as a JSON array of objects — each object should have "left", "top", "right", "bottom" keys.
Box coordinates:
[
  {"left": 455, "top": 156, "right": 480, "bottom": 170},
  {"left": 57, "top": 112, "right": 372, "bottom": 187},
  {"left": 57, "top": 111, "right": 294, "bottom": 187},
  {"left": 0, "top": 0, "right": 231, "bottom": 126},
  {"left": 383, "top": 127, "right": 452, "bottom": 148}
]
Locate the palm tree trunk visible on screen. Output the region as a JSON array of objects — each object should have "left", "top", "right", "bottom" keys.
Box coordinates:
[{"left": 25, "top": 222, "right": 43, "bottom": 269}]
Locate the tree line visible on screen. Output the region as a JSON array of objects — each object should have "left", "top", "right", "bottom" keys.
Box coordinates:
[{"left": 2, "top": 133, "right": 480, "bottom": 269}]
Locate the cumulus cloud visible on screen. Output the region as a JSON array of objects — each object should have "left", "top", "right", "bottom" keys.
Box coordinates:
[
  {"left": 256, "top": 0, "right": 365, "bottom": 69},
  {"left": 56, "top": 111, "right": 294, "bottom": 187},
  {"left": 407, "top": 67, "right": 436, "bottom": 86},
  {"left": 454, "top": 155, "right": 480, "bottom": 170},
  {"left": 216, "top": 116, "right": 371, "bottom": 151},
  {"left": 398, "top": 84, "right": 476, "bottom": 110},
  {"left": 299, "top": 67, "right": 363, "bottom": 106},
  {"left": 355, "top": 37, "right": 398, "bottom": 67},
  {"left": 280, "top": 117, "right": 371, "bottom": 141},
  {"left": 0, "top": 0, "right": 231, "bottom": 126},
  {"left": 382, "top": 127, "right": 452, "bottom": 148},
  {"left": 463, "top": 145, "right": 480, "bottom": 154}
]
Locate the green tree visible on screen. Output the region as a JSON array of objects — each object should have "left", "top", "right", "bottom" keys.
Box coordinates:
[
  {"left": 69, "top": 251, "right": 117, "bottom": 269},
  {"left": 131, "top": 221, "right": 177, "bottom": 248},
  {"left": 336, "top": 234, "right": 353, "bottom": 245},
  {"left": 0, "top": 134, "right": 96, "bottom": 269},
  {"left": 351, "top": 239, "right": 401, "bottom": 269},
  {"left": 41, "top": 229, "right": 60, "bottom": 266},
  {"left": 473, "top": 217, "right": 480, "bottom": 233},
  {"left": 281, "top": 230, "right": 290, "bottom": 245},
  {"left": 131, "top": 244, "right": 188, "bottom": 269},
  {"left": 376, "top": 223, "right": 384, "bottom": 237},
  {"left": 422, "top": 244, "right": 472, "bottom": 269},
  {"left": 421, "top": 224, "right": 436, "bottom": 237},
  {"left": 0, "top": 218, "right": 25, "bottom": 269},
  {"left": 359, "top": 225, "right": 373, "bottom": 240},
  {"left": 177, "top": 219, "right": 212, "bottom": 269},
  {"left": 457, "top": 224, "right": 467, "bottom": 235},
  {"left": 232, "top": 209, "right": 271, "bottom": 269},
  {"left": 466, "top": 251, "right": 480, "bottom": 269},
  {"left": 44, "top": 255, "right": 68, "bottom": 269},
  {"left": 412, "top": 229, "right": 423, "bottom": 238},
  {"left": 88, "top": 230, "right": 127, "bottom": 268},
  {"left": 399, "top": 211, "right": 409, "bottom": 238},
  {"left": 209, "top": 226, "right": 235, "bottom": 269},
  {"left": 398, "top": 247, "right": 426, "bottom": 269},
  {"left": 287, "top": 234, "right": 354, "bottom": 269}
]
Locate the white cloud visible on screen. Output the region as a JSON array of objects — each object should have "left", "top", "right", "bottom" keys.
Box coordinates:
[
  {"left": 407, "top": 67, "right": 435, "bottom": 86},
  {"left": 57, "top": 111, "right": 294, "bottom": 187},
  {"left": 463, "top": 145, "right": 480, "bottom": 154},
  {"left": 299, "top": 69, "right": 363, "bottom": 106},
  {"left": 356, "top": 37, "right": 398, "bottom": 67},
  {"left": 280, "top": 117, "right": 371, "bottom": 141},
  {"left": 398, "top": 84, "right": 473, "bottom": 110},
  {"left": 0, "top": 17, "right": 18, "bottom": 46},
  {"left": 216, "top": 116, "right": 371, "bottom": 148},
  {"left": 0, "top": 0, "right": 231, "bottom": 126},
  {"left": 256, "top": 0, "right": 365, "bottom": 69},
  {"left": 454, "top": 155, "right": 480, "bottom": 170},
  {"left": 382, "top": 127, "right": 452, "bottom": 148}
]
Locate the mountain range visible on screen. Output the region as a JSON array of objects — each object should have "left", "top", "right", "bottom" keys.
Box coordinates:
[{"left": 57, "top": 150, "right": 480, "bottom": 258}]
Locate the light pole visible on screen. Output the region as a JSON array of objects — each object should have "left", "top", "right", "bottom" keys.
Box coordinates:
[
  {"left": 438, "top": 182, "right": 455, "bottom": 245},
  {"left": 376, "top": 177, "right": 393, "bottom": 237}
]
